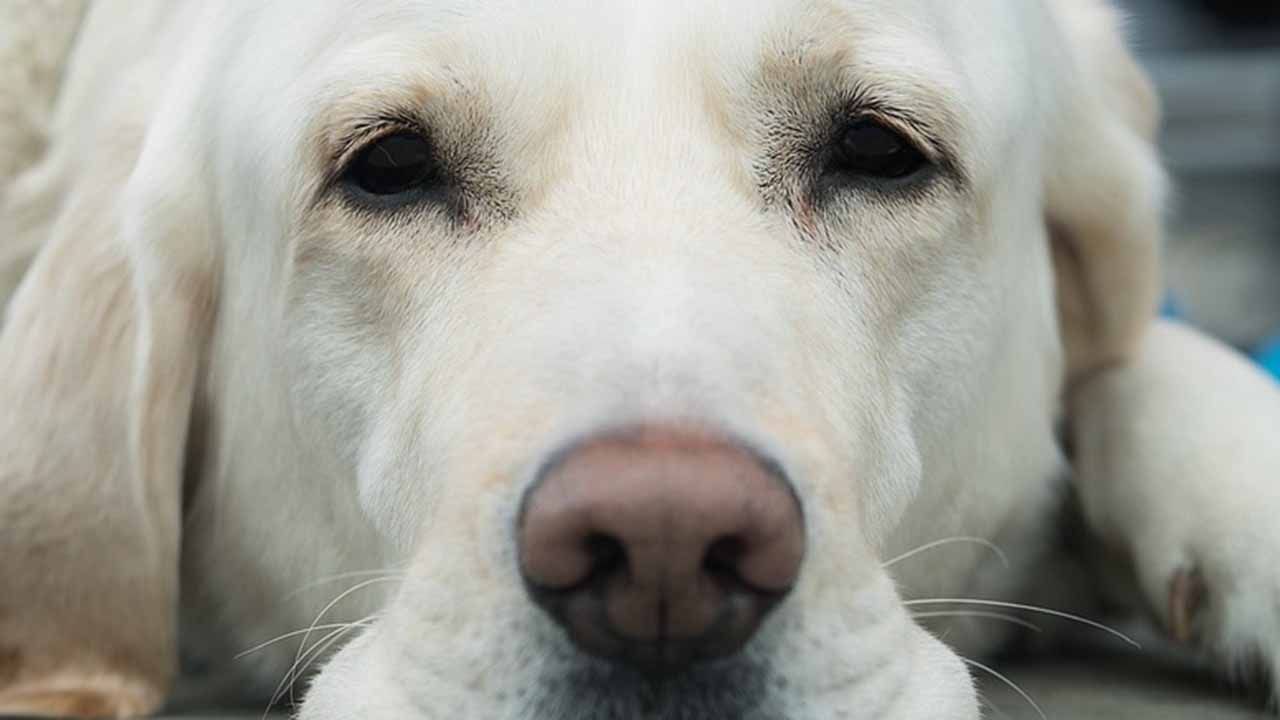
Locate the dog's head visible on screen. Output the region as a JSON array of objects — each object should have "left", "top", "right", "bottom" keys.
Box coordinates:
[{"left": 10, "top": 0, "right": 1164, "bottom": 717}]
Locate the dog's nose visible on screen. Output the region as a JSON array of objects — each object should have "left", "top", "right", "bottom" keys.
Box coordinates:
[{"left": 518, "top": 426, "right": 805, "bottom": 675}]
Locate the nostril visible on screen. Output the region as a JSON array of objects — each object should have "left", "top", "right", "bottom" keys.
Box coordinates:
[
  {"left": 703, "top": 536, "right": 746, "bottom": 581},
  {"left": 584, "top": 532, "right": 626, "bottom": 582},
  {"left": 703, "top": 535, "right": 796, "bottom": 597}
]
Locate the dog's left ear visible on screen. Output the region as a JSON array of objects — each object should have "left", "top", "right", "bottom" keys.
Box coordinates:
[
  {"left": 0, "top": 112, "right": 217, "bottom": 716},
  {"left": 1044, "top": 0, "right": 1166, "bottom": 382}
]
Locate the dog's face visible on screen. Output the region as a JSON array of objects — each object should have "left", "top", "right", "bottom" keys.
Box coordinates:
[{"left": 61, "top": 0, "right": 1159, "bottom": 717}]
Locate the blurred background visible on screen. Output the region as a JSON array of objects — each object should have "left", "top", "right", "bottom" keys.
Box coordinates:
[{"left": 1117, "top": 0, "right": 1280, "bottom": 376}]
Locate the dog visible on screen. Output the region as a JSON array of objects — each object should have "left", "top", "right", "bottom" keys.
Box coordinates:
[{"left": 2, "top": 1, "right": 1279, "bottom": 718}]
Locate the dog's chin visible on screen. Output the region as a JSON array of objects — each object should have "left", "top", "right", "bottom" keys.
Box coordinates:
[{"left": 528, "top": 653, "right": 778, "bottom": 720}]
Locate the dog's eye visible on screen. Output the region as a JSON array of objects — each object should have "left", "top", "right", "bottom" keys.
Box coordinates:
[
  {"left": 829, "top": 119, "right": 927, "bottom": 180},
  {"left": 344, "top": 131, "right": 437, "bottom": 197}
]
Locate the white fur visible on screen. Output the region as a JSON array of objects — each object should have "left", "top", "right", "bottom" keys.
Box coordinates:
[
  {"left": 1072, "top": 320, "right": 1280, "bottom": 692},
  {"left": 0, "top": 1, "right": 1273, "bottom": 718}
]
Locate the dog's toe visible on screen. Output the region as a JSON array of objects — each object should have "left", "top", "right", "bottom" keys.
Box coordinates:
[
  {"left": 1149, "top": 550, "right": 1280, "bottom": 709},
  {"left": 1167, "top": 565, "right": 1208, "bottom": 645}
]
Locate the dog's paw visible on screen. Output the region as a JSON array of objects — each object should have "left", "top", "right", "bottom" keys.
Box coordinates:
[{"left": 1070, "top": 321, "right": 1280, "bottom": 702}]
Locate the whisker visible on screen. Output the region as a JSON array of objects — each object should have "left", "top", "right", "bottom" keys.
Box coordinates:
[
  {"left": 883, "top": 537, "right": 1009, "bottom": 569},
  {"left": 265, "top": 621, "right": 366, "bottom": 715},
  {"left": 961, "top": 657, "right": 1047, "bottom": 720},
  {"left": 235, "top": 622, "right": 376, "bottom": 660},
  {"left": 273, "top": 576, "right": 401, "bottom": 714},
  {"left": 903, "top": 598, "right": 1139, "bottom": 648},
  {"left": 291, "top": 575, "right": 401, "bottom": 671},
  {"left": 910, "top": 610, "right": 1043, "bottom": 634},
  {"left": 283, "top": 569, "right": 406, "bottom": 602}
]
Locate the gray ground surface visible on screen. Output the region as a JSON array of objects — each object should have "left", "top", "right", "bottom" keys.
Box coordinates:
[{"left": 983, "top": 655, "right": 1270, "bottom": 719}]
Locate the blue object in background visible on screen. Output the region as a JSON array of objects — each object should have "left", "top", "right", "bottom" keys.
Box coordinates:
[
  {"left": 1257, "top": 336, "right": 1280, "bottom": 381},
  {"left": 1159, "top": 295, "right": 1185, "bottom": 321}
]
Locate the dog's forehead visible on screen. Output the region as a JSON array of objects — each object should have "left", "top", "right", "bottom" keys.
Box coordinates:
[{"left": 256, "top": 0, "right": 1031, "bottom": 110}]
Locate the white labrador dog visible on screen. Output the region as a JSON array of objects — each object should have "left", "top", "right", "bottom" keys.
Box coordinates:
[{"left": 2, "top": 1, "right": 1279, "bottom": 718}]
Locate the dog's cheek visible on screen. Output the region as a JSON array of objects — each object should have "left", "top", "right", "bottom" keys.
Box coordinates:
[
  {"left": 286, "top": 318, "right": 389, "bottom": 467},
  {"left": 283, "top": 245, "right": 407, "bottom": 473}
]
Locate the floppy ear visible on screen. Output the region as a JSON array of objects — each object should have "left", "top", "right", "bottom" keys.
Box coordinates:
[
  {"left": 0, "top": 120, "right": 215, "bottom": 716},
  {"left": 1044, "top": 0, "right": 1166, "bottom": 382}
]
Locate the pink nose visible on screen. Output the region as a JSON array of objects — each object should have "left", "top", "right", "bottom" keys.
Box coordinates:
[{"left": 518, "top": 426, "right": 805, "bottom": 675}]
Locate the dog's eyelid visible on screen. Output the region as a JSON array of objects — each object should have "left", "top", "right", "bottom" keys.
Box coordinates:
[
  {"left": 330, "top": 112, "right": 430, "bottom": 177},
  {"left": 852, "top": 111, "right": 939, "bottom": 162}
]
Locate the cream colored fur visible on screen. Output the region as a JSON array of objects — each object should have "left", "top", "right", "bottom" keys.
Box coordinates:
[{"left": 0, "top": 1, "right": 1276, "bottom": 718}]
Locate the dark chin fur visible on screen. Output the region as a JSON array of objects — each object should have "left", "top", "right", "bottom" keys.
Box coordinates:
[{"left": 525, "top": 654, "right": 781, "bottom": 720}]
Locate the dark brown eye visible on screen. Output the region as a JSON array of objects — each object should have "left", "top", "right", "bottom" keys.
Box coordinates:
[
  {"left": 830, "top": 119, "right": 927, "bottom": 180},
  {"left": 344, "top": 131, "right": 437, "bottom": 198}
]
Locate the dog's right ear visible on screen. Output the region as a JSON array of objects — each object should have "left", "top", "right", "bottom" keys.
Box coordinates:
[
  {"left": 0, "top": 106, "right": 217, "bottom": 716},
  {"left": 1043, "top": 0, "right": 1167, "bottom": 383}
]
